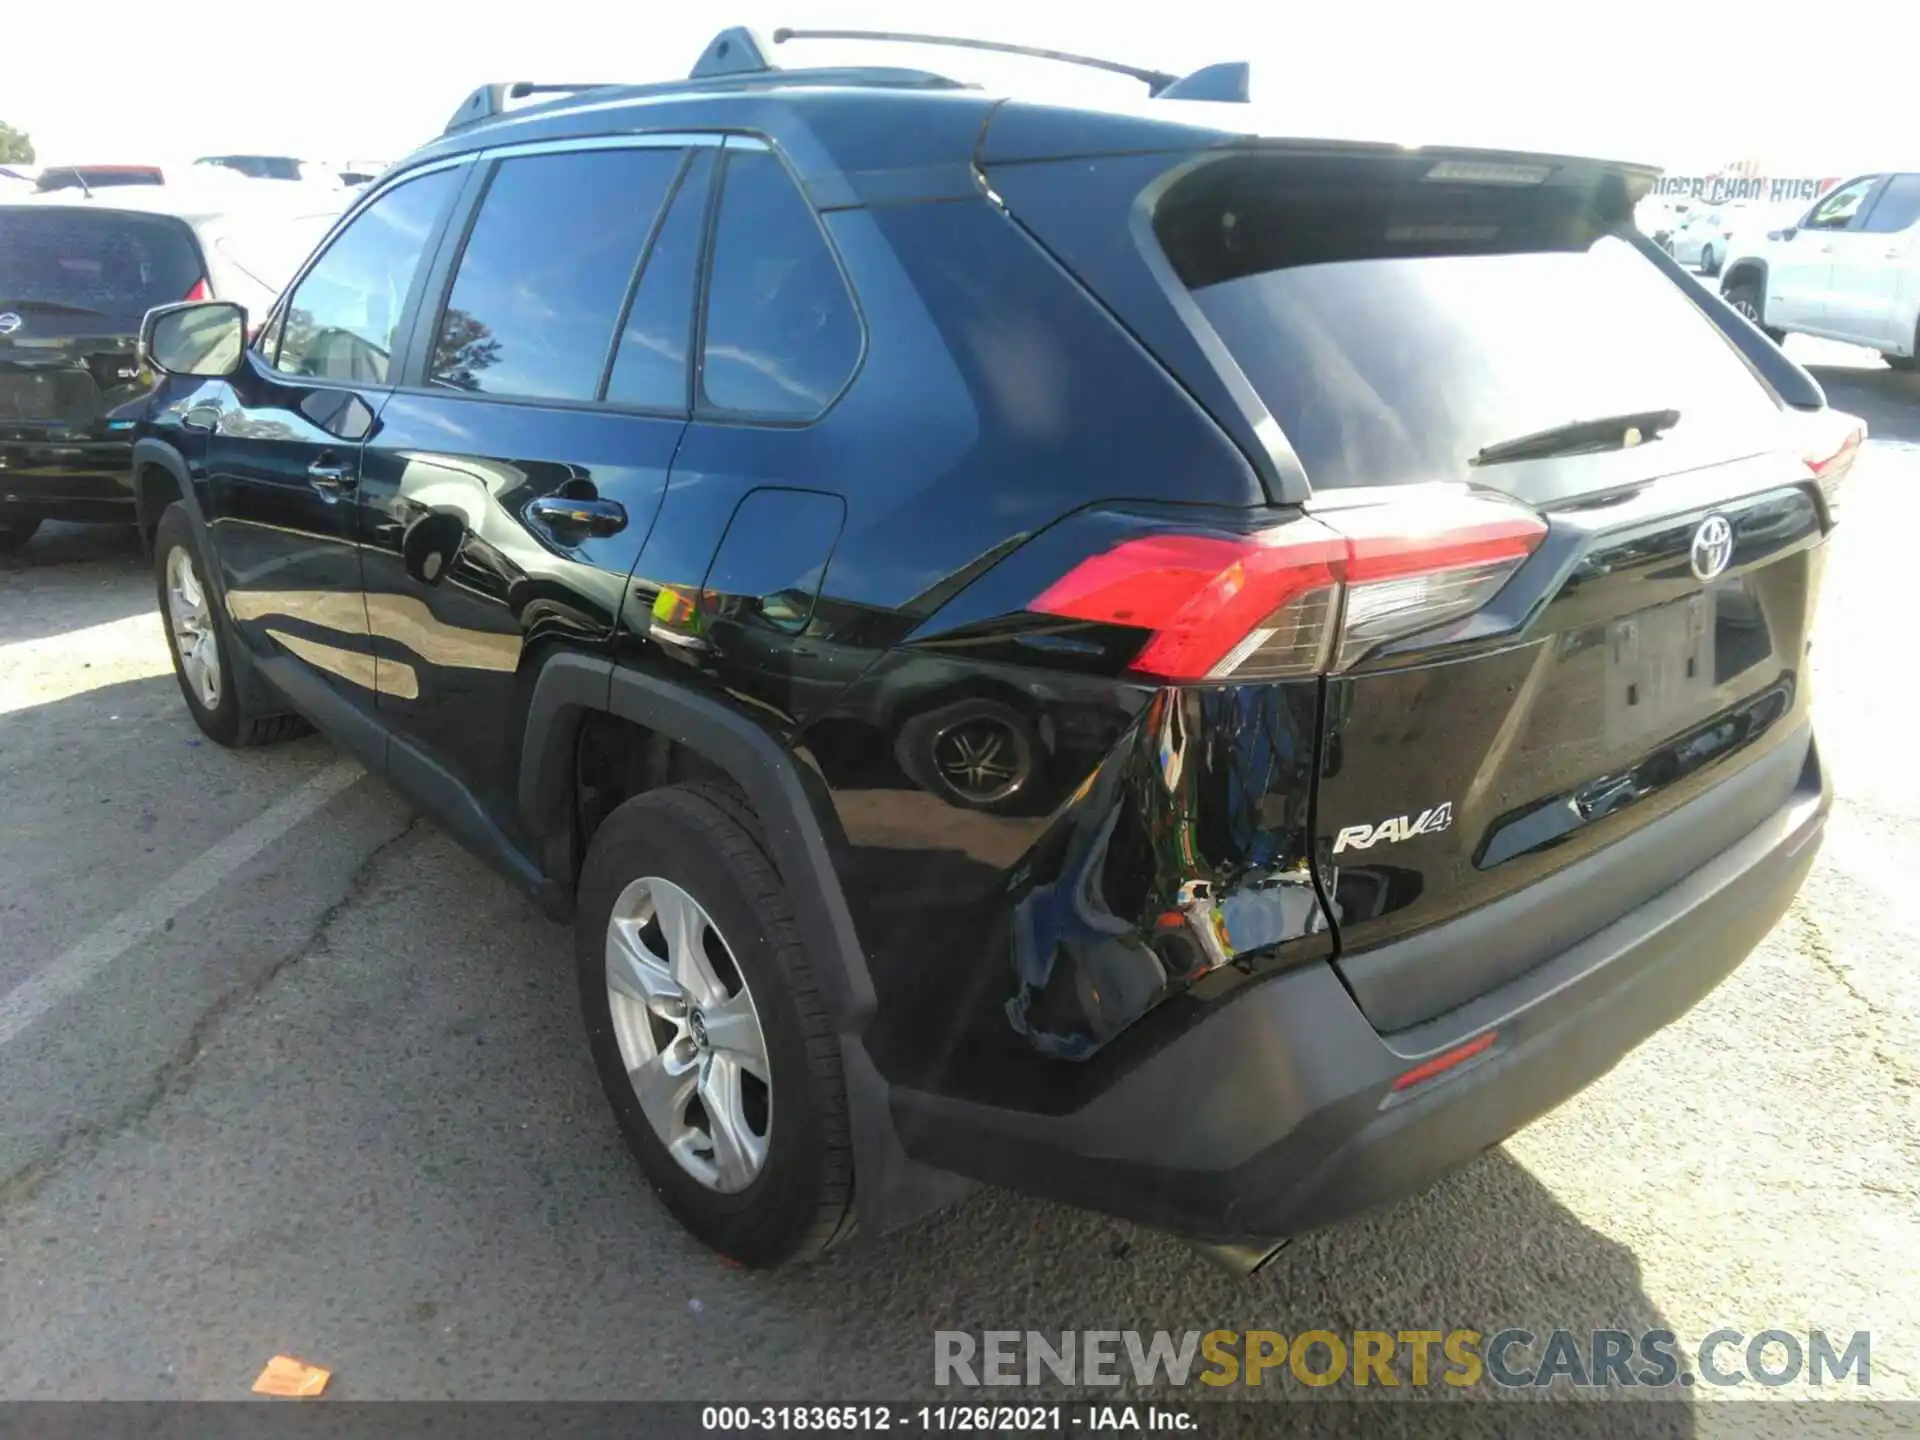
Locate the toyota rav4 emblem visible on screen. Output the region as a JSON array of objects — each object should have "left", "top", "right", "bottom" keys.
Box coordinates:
[
  {"left": 0, "top": 313, "right": 23, "bottom": 336},
  {"left": 1690, "top": 514, "right": 1734, "bottom": 582}
]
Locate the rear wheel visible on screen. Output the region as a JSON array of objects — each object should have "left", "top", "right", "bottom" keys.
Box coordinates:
[
  {"left": 154, "top": 503, "right": 307, "bottom": 748},
  {"left": 1723, "top": 282, "right": 1784, "bottom": 344},
  {"left": 575, "top": 783, "right": 854, "bottom": 1267},
  {"left": 0, "top": 516, "right": 41, "bottom": 553},
  {"left": 1886, "top": 323, "right": 1919, "bottom": 372}
]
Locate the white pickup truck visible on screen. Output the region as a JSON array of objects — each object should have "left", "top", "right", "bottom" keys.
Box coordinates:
[{"left": 1718, "top": 171, "right": 1920, "bottom": 370}]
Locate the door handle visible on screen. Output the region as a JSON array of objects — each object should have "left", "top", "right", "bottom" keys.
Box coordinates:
[
  {"left": 527, "top": 495, "right": 627, "bottom": 538},
  {"left": 1886, "top": 248, "right": 1905, "bottom": 260},
  {"left": 306, "top": 454, "right": 356, "bottom": 501}
]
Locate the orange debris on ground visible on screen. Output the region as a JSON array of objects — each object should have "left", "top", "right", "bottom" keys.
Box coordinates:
[{"left": 251, "top": 1355, "right": 331, "bottom": 1397}]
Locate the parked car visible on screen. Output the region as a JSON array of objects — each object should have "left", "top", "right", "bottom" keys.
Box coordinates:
[
  {"left": 1669, "top": 202, "right": 1742, "bottom": 274},
  {"left": 33, "top": 164, "right": 164, "bottom": 193},
  {"left": 1718, "top": 172, "right": 1920, "bottom": 368},
  {"left": 132, "top": 26, "right": 1853, "bottom": 1271},
  {"left": 0, "top": 182, "right": 349, "bottom": 548}
]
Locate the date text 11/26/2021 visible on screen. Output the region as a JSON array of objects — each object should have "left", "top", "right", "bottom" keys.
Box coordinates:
[{"left": 702, "top": 1405, "right": 1197, "bottom": 1431}]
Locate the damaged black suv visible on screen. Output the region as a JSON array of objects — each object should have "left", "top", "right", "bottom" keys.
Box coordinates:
[{"left": 134, "top": 27, "right": 1854, "bottom": 1269}]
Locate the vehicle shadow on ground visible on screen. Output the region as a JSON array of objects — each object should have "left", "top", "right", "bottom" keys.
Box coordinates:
[
  {"left": 0, "top": 738, "right": 1686, "bottom": 1422},
  {"left": 0, "top": 522, "right": 154, "bottom": 643}
]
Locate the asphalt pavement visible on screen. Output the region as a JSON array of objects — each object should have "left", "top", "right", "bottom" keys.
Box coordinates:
[{"left": 0, "top": 346, "right": 1914, "bottom": 1408}]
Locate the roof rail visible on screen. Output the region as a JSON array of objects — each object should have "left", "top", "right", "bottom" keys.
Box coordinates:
[
  {"left": 770, "top": 27, "right": 1181, "bottom": 94},
  {"left": 443, "top": 81, "right": 613, "bottom": 136}
]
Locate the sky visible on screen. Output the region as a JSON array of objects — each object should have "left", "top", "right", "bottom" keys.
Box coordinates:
[{"left": 8, "top": 0, "right": 1918, "bottom": 176}]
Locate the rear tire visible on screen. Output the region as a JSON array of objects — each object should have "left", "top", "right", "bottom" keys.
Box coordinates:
[
  {"left": 1723, "top": 282, "right": 1783, "bottom": 345},
  {"left": 575, "top": 782, "right": 854, "bottom": 1267},
  {"left": 0, "top": 516, "right": 42, "bottom": 553},
  {"left": 1886, "top": 323, "right": 1919, "bottom": 372},
  {"left": 153, "top": 503, "right": 308, "bottom": 748}
]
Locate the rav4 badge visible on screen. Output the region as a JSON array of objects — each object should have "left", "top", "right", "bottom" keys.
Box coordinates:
[{"left": 1332, "top": 803, "right": 1454, "bottom": 854}]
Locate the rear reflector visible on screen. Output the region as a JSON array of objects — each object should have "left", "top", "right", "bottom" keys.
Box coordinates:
[
  {"left": 1032, "top": 491, "right": 1546, "bottom": 681},
  {"left": 1390, "top": 1029, "right": 1498, "bottom": 1092}
]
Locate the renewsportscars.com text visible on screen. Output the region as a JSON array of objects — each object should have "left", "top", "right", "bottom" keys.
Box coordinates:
[{"left": 934, "top": 1328, "right": 1871, "bottom": 1390}]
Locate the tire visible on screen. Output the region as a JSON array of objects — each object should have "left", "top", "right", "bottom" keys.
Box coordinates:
[
  {"left": 1700, "top": 244, "right": 1717, "bottom": 276},
  {"left": 1723, "top": 282, "right": 1782, "bottom": 344},
  {"left": 153, "top": 503, "right": 308, "bottom": 748},
  {"left": 894, "top": 697, "right": 1043, "bottom": 815},
  {"left": 575, "top": 782, "right": 854, "bottom": 1267},
  {"left": 1887, "top": 323, "right": 1919, "bottom": 372},
  {"left": 0, "top": 516, "right": 41, "bottom": 553}
]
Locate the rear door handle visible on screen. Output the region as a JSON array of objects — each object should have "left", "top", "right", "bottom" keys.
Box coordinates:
[
  {"left": 306, "top": 453, "right": 356, "bottom": 501},
  {"left": 527, "top": 495, "right": 627, "bottom": 537}
]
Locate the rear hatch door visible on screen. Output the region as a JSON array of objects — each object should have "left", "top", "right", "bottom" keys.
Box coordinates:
[
  {"left": 985, "top": 128, "right": 1835, "bottom": 1031},
  {"left": 0, "top": 206, "right": 204, "bottom": 441}
]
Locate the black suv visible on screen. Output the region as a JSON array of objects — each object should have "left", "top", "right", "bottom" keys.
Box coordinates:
[{"left": 133, "top": 28, "right": 1856, "bottom": 1270}]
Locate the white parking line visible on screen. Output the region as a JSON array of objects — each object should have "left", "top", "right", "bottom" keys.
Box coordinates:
[{"left": 0, "top": 758, "right": 363, "bottom": 1050}]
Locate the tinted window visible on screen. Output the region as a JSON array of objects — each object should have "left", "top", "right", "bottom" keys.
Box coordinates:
[
  {"left": 1861, "top": 174, "right": 1920, "bottom": 234},
  {"left": 0, "top": 209, "right": 201, "bottom": 316},
  {"left": 276, "top": 167, "right": 458, "bottom": 384},
  {"left": 604, "top": 151, "right": 714, "bottom": 410},
  {"left": 1804, "top": 178, "right": 1877, "bottom": 231},
  {"left": 429, "top": 148, "right": 681, "bottom": 400},
  {"left": 1188, "top": 241, "right": 1777, "bottom": 500},
  {"left": 700, "top": 149, "right": 860, "bottom": 419}
]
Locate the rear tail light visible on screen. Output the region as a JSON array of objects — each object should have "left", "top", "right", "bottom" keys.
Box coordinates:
[
  {"left": 184, "top": 278, "right": 211, "bottom": 301},
  {"left": 1032, "top": 490, "right": 1546, "bottom": 681},
  {"left": 1803, "top": 408, "right": 1866, "bottom": 518}
]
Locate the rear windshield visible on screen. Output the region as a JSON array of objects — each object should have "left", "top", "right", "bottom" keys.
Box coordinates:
[
  {"left": 1160, "top": 155, "right": 1781, "bottom": 499},
  {"left": 0, "top": 209, "right": 203, "bottom": 316}
]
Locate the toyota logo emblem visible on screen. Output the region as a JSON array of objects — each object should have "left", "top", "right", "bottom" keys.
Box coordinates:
[
  {"left": 1690, "top": 514, "right": 1734, "bottom": 582},
  {"left": 0, "top": 313, "right": 22, "bottom": 337}
]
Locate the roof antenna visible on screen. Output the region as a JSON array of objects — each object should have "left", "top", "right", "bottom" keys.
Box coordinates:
[{"left": 65, "top": 165, "right": 95, "bottom": 199}]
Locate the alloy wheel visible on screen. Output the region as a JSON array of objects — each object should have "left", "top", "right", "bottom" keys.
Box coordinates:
[
  {"left": 165, "top": 546, "right": 221, "bottom": 711},
  {"left": 605, "top": 876, "right": 771, "bottom": 1193},
  {"left": 933, "top": 715, "right": 1030, "bottom": 804}
]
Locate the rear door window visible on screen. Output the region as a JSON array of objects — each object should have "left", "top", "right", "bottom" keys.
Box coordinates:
[
  {"left": 0, "top": 209, "right": 202, "bottom": 318},
  {"left": 697, "top": 148, "right": 860, "bottom": 420},
  {"left": 1161, "top": 157, "right": 1782, "bottom": 501},
  {"left": 427, "top": 146, "right": 682, "bottom": 401},
  {"left": 1860, "top": 174, "right": 1920, "bottom": 234},
  {"left": 275, "top": 166, "right": 460, "bottom": 384},
  {"left": 604, "top": 151, "right": 715, "bottom": 411}
]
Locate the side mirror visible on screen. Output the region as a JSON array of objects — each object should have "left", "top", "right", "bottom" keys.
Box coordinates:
[
  {"left": 1779, "top": 225, "right": 1798, "bottom": 241},
  {"left": 141, "top": 301, "right": 248, "bottom": 378}
]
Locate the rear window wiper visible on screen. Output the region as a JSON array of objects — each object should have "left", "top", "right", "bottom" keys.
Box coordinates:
[
  {"left": 0, "top": 298, "right": 110, "bottom": 318},
  {"left": 1470, "top": 408, "right": 1680, "bottom": 468}
]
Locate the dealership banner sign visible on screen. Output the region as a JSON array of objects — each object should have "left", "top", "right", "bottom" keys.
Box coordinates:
[{"left": 1652, "top": 174, "right": 1843, "bottom": 205}]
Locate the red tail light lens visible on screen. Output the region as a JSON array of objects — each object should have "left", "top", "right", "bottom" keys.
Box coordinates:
[
  {"left": 184, "top": 278, "right": 211, "bottom": 302},
  {"left": 1031, "top": 491, "right": 1546, "bottom": 681},
  {"left": 1802, "top": 408, "right": 1865, "bottom": 518}
]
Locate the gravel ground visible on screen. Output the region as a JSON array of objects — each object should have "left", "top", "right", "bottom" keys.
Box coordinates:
[{"left": 0, "top": 350, "right": 1913, "bottom": 1416}]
